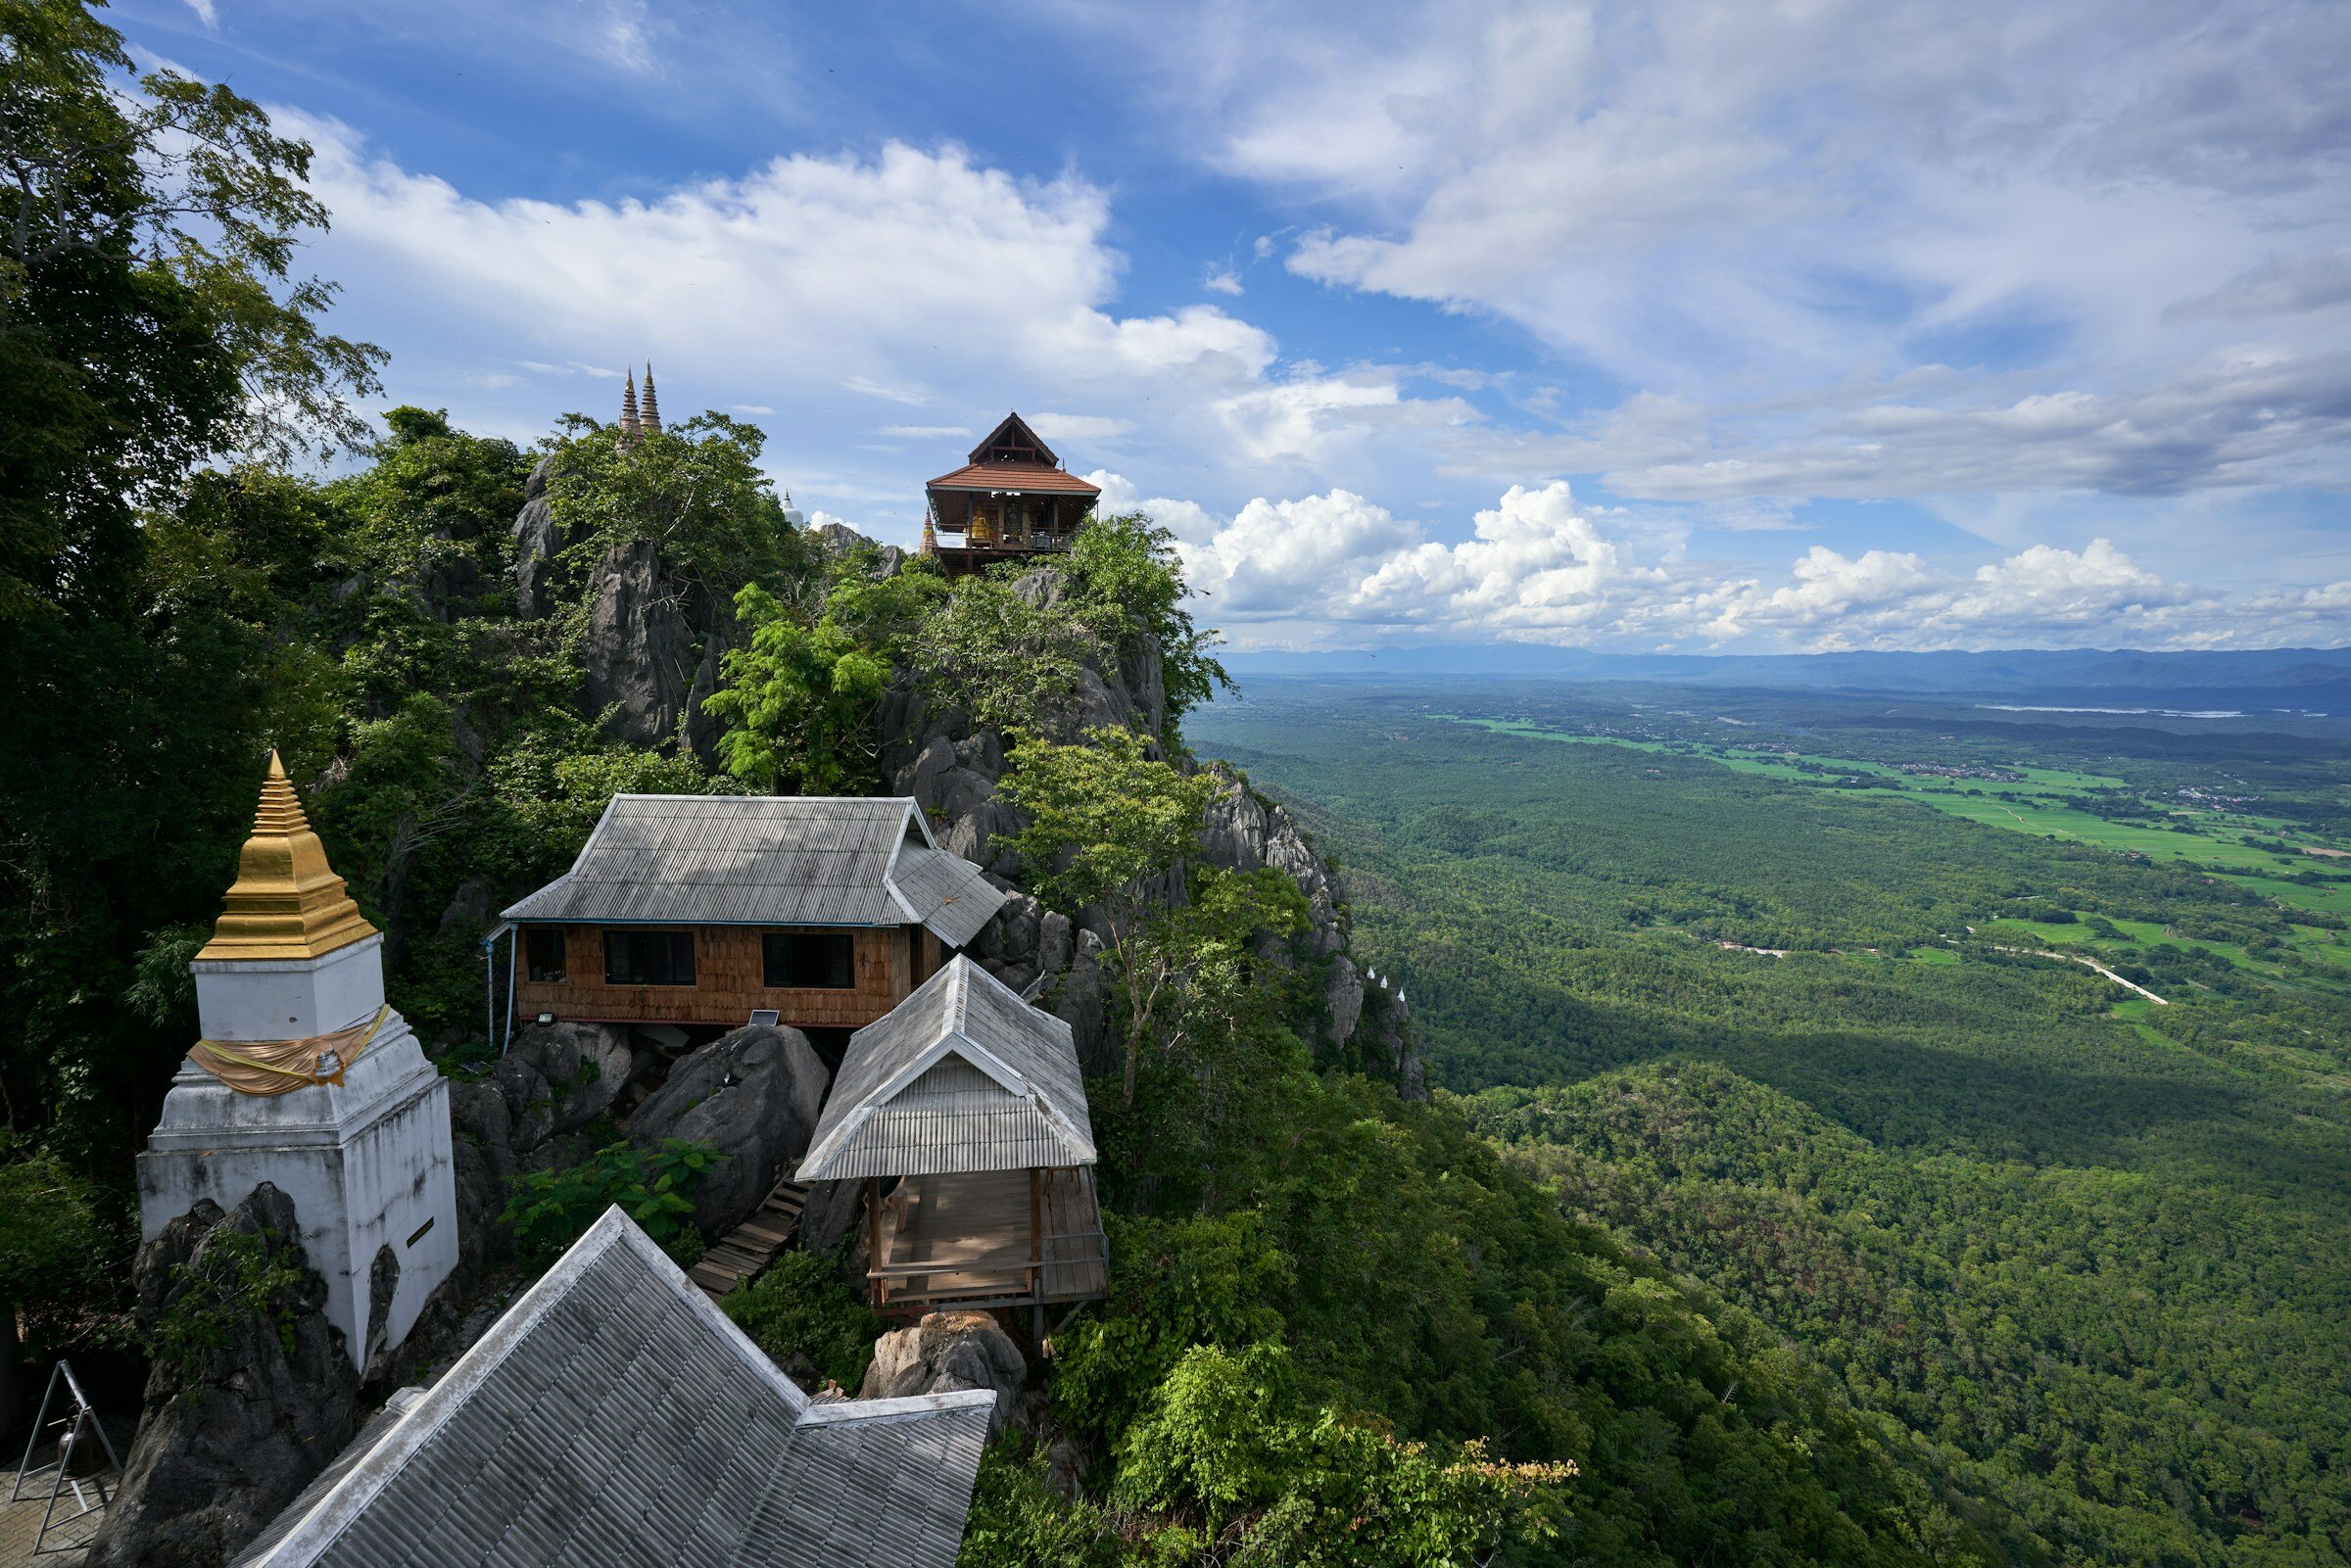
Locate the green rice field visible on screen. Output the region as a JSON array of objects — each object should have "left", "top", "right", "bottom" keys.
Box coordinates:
[{"left": 1453, "top": 715, "right": 2351, "bottom": 997}]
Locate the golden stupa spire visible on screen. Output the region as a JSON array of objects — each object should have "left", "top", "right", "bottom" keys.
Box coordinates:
[{"left": 196, "top": 750, "right": 378, "bottom": 962}]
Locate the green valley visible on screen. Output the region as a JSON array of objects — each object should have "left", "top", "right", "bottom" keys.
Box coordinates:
[{"left": 1190, "top": 679, "right": 2351, "bottom": 1564}]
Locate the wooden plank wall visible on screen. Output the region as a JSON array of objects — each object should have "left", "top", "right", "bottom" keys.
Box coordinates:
[{"left": 515, "top": 924, "right": 913, "bottom": 1028}]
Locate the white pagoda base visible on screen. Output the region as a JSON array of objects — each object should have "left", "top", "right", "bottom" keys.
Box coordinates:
[{"left": 139, "top": 934, "right": 457, "bottom": 1370}]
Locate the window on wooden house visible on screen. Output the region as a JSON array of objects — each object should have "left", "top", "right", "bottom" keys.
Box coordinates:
[
  {"left": 763, "top": 931, "right": 856, "bottom": 988},
  {"left": 604, "top": 929, "right": 697, "bottom": 986},
  {"left": 525, "top": 927, "right": 567, "bottom": 983}
]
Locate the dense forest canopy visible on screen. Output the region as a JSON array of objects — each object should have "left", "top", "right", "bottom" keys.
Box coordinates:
[{"left": 1193, "top": 680, "right": 2351, "bottom": 1563}]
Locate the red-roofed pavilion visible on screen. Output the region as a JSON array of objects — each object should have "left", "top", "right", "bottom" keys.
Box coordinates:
[{"left": 922, "top": 413, "right": 1101, "bottom": 577}]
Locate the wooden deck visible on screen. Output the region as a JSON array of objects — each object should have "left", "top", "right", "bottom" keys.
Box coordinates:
[
  {"left": 688, "top": 1177, "right": 810, "bottom": 1300},
  {"left": 868, "top": 1167, "right": 1106, "bottom": 1313}
]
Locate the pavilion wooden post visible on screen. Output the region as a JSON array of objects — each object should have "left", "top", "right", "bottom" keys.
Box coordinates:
[
  {"left": 1029, "top": 1166, "right": 1044, "bottom": 1350},
  {"left": 867, "top": 1177, "right": 884, "bottom": 1308}
]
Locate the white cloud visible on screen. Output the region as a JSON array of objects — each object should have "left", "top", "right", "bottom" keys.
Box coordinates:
[
  {"left": 1105, "top": 477, "right": 2345, "bottom": 653},
  {"left": 180, "top": 0, "right": 218, "bottom": 26},
  {"left": 1204, "top": 267, "right": 1244, "bottom": 296},
  {"left": 255, "top": 27, "right": 2347, "bottom": 647},
  {"left": 1080, "top": 0, "right": 2351, "bottom": 508},
  {"left": 285, "top": 120, "right": 1414, "bottom": 537}
]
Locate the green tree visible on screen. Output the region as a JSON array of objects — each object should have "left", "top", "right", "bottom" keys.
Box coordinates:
[
  {"left": 721, "top": 1247, "right": 887, "bottom": 1391},
  {"left": 0, "top": 0, "right": 383, "bottom": 619},
  {"left": 1063, "top": 513, "right": 1228, "bottom": 736},
  {"left": 702, "top": 583, "right": 893, "bottom": 794},
  {"left": 540, "top": 412, "right": 804, "bottom": 624},
  {"left": 999, "top": 727, "right": 1219, "bottom": 1107},
  {"left": 0, "top": 0, "right": 383, "bottom": 1162},
  {"left": 1112, "top": 1343, "right": 1572, "bottom": 1566},
  {"left": 503, "top": 1139, "right": 716, "bottom": 1271},
  {"left": 911, "top": 570, "right": 1098, "bottom": 736},
  {"left": 0, "top": 1150, "right": 115, "bottom": 1357}
]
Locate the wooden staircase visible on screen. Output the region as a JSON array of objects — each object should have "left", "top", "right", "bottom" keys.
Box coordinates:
[{"left": 689, "top": 1177, "right": 811, "bottom": 1301}]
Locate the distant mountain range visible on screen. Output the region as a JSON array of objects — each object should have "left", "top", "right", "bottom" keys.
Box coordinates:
[{"left": 1221, "top": 644, "right": 2351, "bottom": 712}]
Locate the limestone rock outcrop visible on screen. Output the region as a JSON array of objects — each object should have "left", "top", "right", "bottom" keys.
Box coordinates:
[
  {"left": 859, "top": 1309, "right": 1028, "bottom": 1437},
  {"left": 444, "top": 1022, "right": 644, "bottom": 1285},
  {"left": 871, "top": 558, "right": 1417, "bottom": 1088},
  {"left": 1198, "top": 763, "right": 1345, "bottom": 960},
  {"left": 511, "top": 457, "right": 567, "bottom": 621},
  {"left": 795, "top": 1178, "right": 866, "bottom": 1259},
  {"left": 813, "top": 521, "right": 906, "bottom": 578},
  {"left": 630, "top": 1022, "right": 831, "bottom": 1237},
  {"left": 85, "top": 1185, "right": 361, "bottom": 1568},
  {"left": 582, "top": 538, "right": 695, "bottom": 745}
]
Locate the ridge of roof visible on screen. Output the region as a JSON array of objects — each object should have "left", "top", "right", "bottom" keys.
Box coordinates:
[{"left": 500, "top": 795, "right": 984, "bottom": 929}]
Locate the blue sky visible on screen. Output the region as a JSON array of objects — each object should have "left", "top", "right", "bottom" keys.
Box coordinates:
[{"left": 119, "top": 0, "right": 2351, "bottom": 652}]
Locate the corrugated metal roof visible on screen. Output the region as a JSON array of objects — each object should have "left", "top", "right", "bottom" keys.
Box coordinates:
[
  {"left": 889, "top": 845, "right": 1003, "bottom": 949},
  {"left": 797, "top": 958, "right": 1094, "bottom": 1182},
  {"left": 233, "top": 1209, "right": 991, "bottom": 1568},
  {"left": 500, "top": 796, "right": 1006, "bottom": 947}
]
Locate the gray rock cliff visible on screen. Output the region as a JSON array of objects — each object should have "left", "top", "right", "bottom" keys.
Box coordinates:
[
  {"left": 84, "top": 1185, "right": 361, "bottom": 1568},
  {"left": 630, "top": 1022, "right": 832, "bottom": 1237},
  {"left": 510, "top": 457, "right": 567, "bottom": 621},
  {"left": 582, "top": 538, "right": 695, "bottom": 746}
]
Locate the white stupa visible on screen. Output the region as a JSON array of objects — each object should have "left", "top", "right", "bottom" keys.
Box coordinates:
[{"left": 138, "top": 752, "right": 457, "bottom": 1368}]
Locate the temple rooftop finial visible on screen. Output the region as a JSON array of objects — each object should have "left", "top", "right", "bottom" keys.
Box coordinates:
[
  {"left": 640, "top": 361, "right": 662, "bottom": 435},
  {"left": 196, "top": 749, "right": 378, "bottom": 962}
]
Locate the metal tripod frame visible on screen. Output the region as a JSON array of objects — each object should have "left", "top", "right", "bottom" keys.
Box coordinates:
[{"left": 10, "top": 1360, "right": 123, "bottom": 1553}]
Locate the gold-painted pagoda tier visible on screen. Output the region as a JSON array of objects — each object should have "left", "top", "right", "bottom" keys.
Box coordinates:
[{"left": 196, "top": 751, "right": 378, "bottom": 962}]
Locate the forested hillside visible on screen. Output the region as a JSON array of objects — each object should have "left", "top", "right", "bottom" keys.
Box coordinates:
[{"left": 1191, "top": 681, "right": 2351, "bottom": 1564}]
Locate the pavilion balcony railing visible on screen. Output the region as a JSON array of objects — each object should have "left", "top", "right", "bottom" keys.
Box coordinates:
[
  {"left": 932, "top": 528, "right": 1079, "bottom": 553},
  {"left": 866, "top": 1224, "right": 1109, "bottom": 1311}
]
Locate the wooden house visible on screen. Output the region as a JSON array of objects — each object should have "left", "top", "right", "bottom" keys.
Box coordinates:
[
  {"left": 920, "top": 413, "right": 1100, "bottom": 577},
  {"left": 795, "top": 957, "right": 1106, "bottom": 1329},
  {"left": 498, "top": 796, "right": 1006, "bottom": 1045}
]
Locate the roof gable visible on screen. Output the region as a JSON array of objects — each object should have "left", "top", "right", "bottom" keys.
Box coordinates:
[
  {"left": 968, "top": 411, "right": 1056, "bottom": 468},
  {"left": 797, "top": 958, "right": 1094, "bottom": 1181},
  {"left": 234, "top": 1209, "right": 991, "bottom": 1567}
]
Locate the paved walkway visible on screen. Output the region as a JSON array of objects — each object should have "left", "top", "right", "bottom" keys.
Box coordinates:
[{"left": 0, "top": 1459, "right": 104, "bottom": 1565}]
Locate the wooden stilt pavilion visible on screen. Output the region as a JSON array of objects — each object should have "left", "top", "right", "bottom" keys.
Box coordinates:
[{"left": 795, "top": 957, "right": 1106, "bottom": 1331}]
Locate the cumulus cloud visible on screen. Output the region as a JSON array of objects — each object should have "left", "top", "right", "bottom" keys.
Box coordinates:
[
  {"left": 1107, "top": 476, "right": 2344, "bottom": 653},
  {"left": 291, "top": 126, "right": 1232, "bottom": 392}
]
